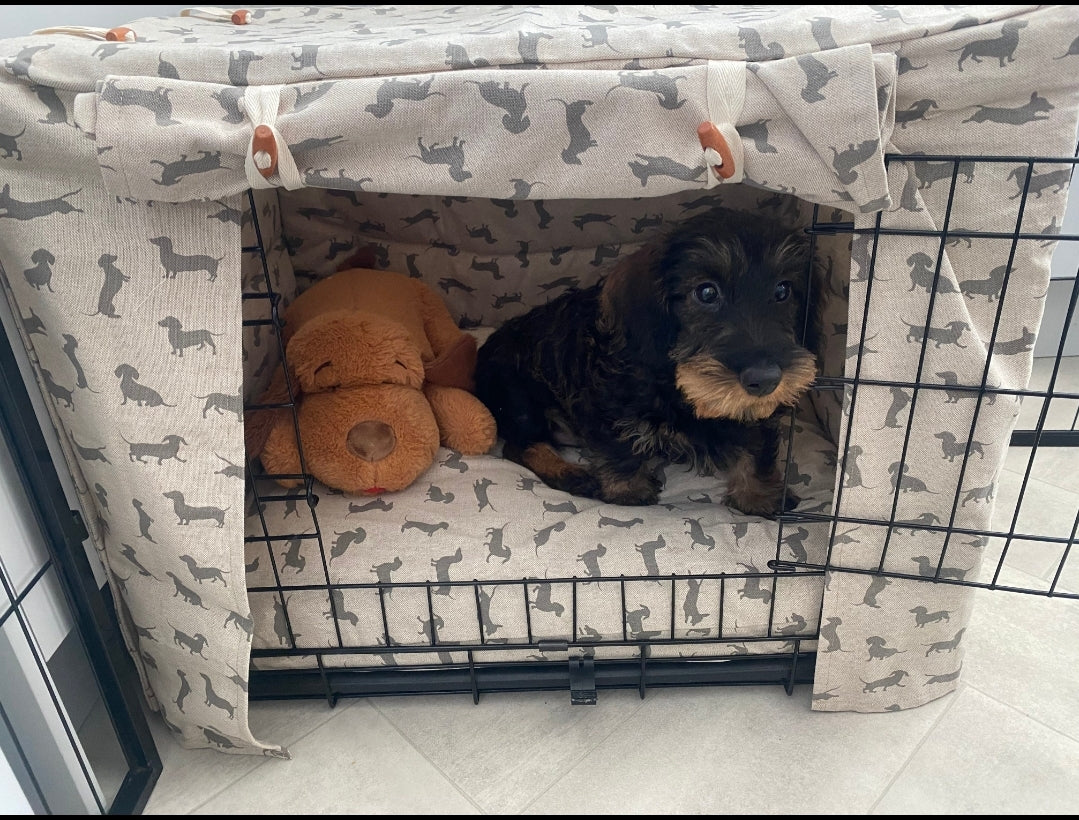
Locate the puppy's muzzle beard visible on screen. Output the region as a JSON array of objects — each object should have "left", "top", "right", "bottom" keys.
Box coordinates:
[{"left": 675, "top": 351, "right": 818, "bottom": 422}]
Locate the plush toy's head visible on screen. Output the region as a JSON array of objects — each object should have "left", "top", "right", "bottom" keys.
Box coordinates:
[{"left": 246, "top": 267, "right": 497, "bottom": 494}]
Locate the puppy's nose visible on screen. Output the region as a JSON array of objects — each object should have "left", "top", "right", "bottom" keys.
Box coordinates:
[{"left": 739, "top": 364, "right": 782, "bottom": 397}]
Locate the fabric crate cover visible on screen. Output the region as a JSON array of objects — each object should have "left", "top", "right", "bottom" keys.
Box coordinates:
[{"left": 0, "top": 5, "right": 1076, "bottom": 755}]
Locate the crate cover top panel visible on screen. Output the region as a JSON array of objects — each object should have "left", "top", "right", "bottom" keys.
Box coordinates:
[{"left": 0, "top": 5, "right": 1077, "bottom": 756}]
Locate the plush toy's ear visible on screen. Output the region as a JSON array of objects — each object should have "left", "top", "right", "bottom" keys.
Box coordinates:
[
  {"left": 413, "top": 281, "right": 478, "bottom": 391},
  {"left": 286, "top": 310, "right": 424, "bottom": 392},
  {"left": 244, "top": 364, "right": 303, "bottom": 486}
]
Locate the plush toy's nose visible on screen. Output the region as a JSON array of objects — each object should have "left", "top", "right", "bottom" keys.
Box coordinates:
[{"left": 347, "top": 420, "right": 396, "bottom": 462}]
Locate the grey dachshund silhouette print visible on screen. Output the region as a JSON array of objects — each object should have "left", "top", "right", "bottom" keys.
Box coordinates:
[
  {"left": 119, "top": 542, "right": 156, "bottom": 580},
  {"left": 810, "top": 17, "right": 839, "bottom": 50},
  {"left": 532, "top": 521, "right": 566, "bottom": 554},
  {"left": 628, "top": 154, "right": 706, "bottom": 187},
  {"left": 842, "top": 445, "right": 876, "bottom": 490},
  {"left": 738, "top": 119, "right": 778, "bottom": 154},
  {"left": 819, "top": 616, "right": 851, "bottom": 652},
  {"left": 34, "top": 85, "right": 68, "bottom": 126},
  {"left": 924, "top": 628, "right": 965, "bottom": 656},
  {"left": 905, "top": 251, "right": 958, "bottom": 295},
  {"left": 738, "top": 26, "right": 784, "bottom": 60},
  {"left": 888, "top": 462, "right": 937, "bottom": 495},
  {"left": 200, "top": 674, "right": 236, "bottom": 720},
  {"left": 166, "top": 572, "right": 210, "bottom": 609},
  {"left": 174, "top": 669, "right": 191, "bottom": 711},
  {"left": 993, "top": 327, "right": 1035, "bottom": 355},
  {"left": 737, "top": 563, "right": 772, "bottom": 604},
  {"left": 0, "top": 126, "right": 24, "bottom": 160},
  {"left": 961, "top": 483, "right": 995, "bottom": 506},
  {"left": 401, "top": 518, "right": 449, "bottom": 536},
  {"left": 410, "top": 137, "right": 472, "bottom": 182},
  {"left": 365, "top": 77, "right": 444, "bottom": 118},
  {"left": 911, "top": 556, "right": 968, "bottom": 581},
  {"left": 23, "top": 248, "right": 56, "bottom": 291},
  {"left": 866, "top": 636, "right": 905, "bottom": 661},
  {"left": 518, "top": 30, "right": 554, "bottom": 64},
  {"left": 861, "top": 669, "right": 908, "bottom": 693},
  {"left": 291, "top": 44, "right": 327, "bottom": 75},
  {"left": 70, "top": 437, "right": 108, "bottom": 463},
  {"left": 163, "top": 491, "right": 228, "bottom": 527},
  {"left": 925, "top": 664, "right": 963, "bottom": 686},
  {"left": 874, "top": 387, "right": 911, "bottom": 431},
  {"left": 89, "top": 254, "right": 129, "bottom": 317},
  {"left": 626, "top": 604, "right": 662, "bottom": 639},
  {"left": 466, "top": 80, "right": 531, "bottom": 133},
  {"left": 895, "top": 98, "right": 939, "bottom": 129},
  {"left": 370, "top": 557, "right": 402, "bottom": 587},
  {"left": 198, "top": 391, "right": 243, "bottom": 421},
  {"left": 329, "top": 526, "right": 366, "bottom": 565},
  {"left": 910, "top": 606, "right": 953, "bottom": 627},
  {"left": 224, "top": 610, "right": 253, "bottom": 637},
  {"left": 549, "top": 98, "right": 596, "bottom": 165},
  {"left": 959, "top": 264, "right": 1008, "bottom": 301},
  {"left": 902, "top": 317, "right": 968, "bottom": 348},
  {"left": 158, "top": 315, "right": 222, "bottom": 353},
  {"left": 577, "top": 543, "right": 607, "bottom": 578},
  {"left": 934, "top": 431, "right": 987, "bottom": 463},
  {"left": 151, "top": 151, "right": 225, "bottom": 187},
  {"left": 132, "top": 497, "right": 156, "bottom": 542},
  {"left": 1007, "top": 165, "right": 1072, "bottom": 199},
  {"left": 150, "top": 236, "right": 224, "bottom": 281},
  {"left": 581, "top": 24, "right": 621, "bottom": 53},
  {"left": 431, "top": 547, "right": 463, "bottom": 596},
  {"left": 949, "top": 20, "right": 1027, "bottom": 70},
  {"left": 228, "top": 50, "right": 262, "bottom": 85},
  {"left": 485, "top": 524, "right": 512, "bottom": 563},
  {"left": 294, "top": 82, "right": 335, "bottom": 113},
  {"left": 474, "top": 477, "right": 496, "bottom": 511},
  {"left": 683, "top": 578, "right": 710, "bottom": 626},
  {"left": 99, "top": 80, "right": 179, "bottom": 126},
  {"left": 180, "top": 554, "right": 228, "bottom": 585},
  {"left": 212, "top": 86, "right": 245, "bottom": 123},
  {"left": 0, "top": 185, "right": 83, "bottom": 221},
  {"left": 115, "top": 365, "right": 175, "bottom": 407},
  {"left": 606, "top": 71, "right": 686, "bottom": 110},
  {"left": 936, "top": 371, "right": 997, "bottom": 405},
  {"left": 477, "top": 586, "right": 504, "bottom": 638},
  {"left": 830, "top": 139, "right": 879, "bottom": 185},
  {"left": 122, "top": 433, "right": 187, "bottom": 464},
  {"left": 325, "top": 588, "right": 361, "bottom": 628},
  {"left": 963, "top": 91, "right": 1054, "bottom": 125},
  {"left": 531, "top": 582, "right": 565, "bottom": 617},
  {"left": 634, "top": 534, "right": 666, "bottom": 576},
  {"left": 683, "top": 517, "right": 715, "bottom": 550},
  {"left": 797, "top": 55, "right": 838, "bottom": 103}
]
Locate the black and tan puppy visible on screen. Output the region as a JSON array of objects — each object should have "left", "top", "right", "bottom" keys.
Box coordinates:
[{"left": 474, "top": 206, "right": 820, "bottom": 517}]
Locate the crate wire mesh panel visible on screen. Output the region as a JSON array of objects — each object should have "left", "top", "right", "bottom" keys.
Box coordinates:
[{"left": 239, "top": 150, "right": 1079, "bottom": 710}]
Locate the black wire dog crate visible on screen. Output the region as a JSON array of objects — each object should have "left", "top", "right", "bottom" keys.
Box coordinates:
[
  {"left": 239, "top": 151, "right": 1079, "bottom": 711},
  {"left": 2, "top": 5, "right": 1078, "bottom": 758}
]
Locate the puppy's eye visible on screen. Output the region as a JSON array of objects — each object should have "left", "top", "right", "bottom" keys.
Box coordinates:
[
  {"left": 694, "top": 282, "right": 720, "bottom": 304},
  {"left": 773, "top": 281, "right": 792, "bottom": 302}
]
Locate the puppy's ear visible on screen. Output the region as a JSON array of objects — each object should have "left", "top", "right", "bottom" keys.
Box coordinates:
[{"left": 598, "top": 243, "right": 674, "bottom": 366}]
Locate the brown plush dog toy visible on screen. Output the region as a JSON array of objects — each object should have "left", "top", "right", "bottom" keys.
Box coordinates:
[{"left": 246, "top": 267, "right": 497, "bottom": 495}]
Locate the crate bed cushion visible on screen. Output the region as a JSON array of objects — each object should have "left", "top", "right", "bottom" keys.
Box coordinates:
[{"left": 0, "top": 5, "right": 1076, "bottom": 756}]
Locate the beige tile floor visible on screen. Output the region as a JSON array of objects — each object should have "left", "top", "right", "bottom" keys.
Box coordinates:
[{"left": 141, "top": 358, "right": 1079, "bottom": 815}]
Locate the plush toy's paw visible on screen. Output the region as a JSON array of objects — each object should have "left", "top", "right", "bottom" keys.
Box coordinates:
[{"left": 424, "top": 384, "right": 497, "bottom": 454}]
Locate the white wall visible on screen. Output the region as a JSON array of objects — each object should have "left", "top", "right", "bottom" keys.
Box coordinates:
[{"left": 0, "top": 6, "right": 189, "bottom": 37}]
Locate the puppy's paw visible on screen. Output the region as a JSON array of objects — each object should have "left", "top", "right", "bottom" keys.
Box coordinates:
[{"left": 598, "top": 469, "right": 661, "bottom": 506}]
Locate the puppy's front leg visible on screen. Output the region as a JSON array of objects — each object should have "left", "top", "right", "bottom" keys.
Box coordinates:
[
  {"left": 592, "top": 446, "right": 662, "bottom": 506},
  {"left": 724, "top": 426, "right": 799, "bottom": 518}
]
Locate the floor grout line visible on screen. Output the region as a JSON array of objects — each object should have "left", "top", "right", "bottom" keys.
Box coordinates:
[
  {"left": 865, "top": 684, "right": 963, "bottom": 814},
  {"left": 150, "top": 696, "right": 364, "bottom": 815}
]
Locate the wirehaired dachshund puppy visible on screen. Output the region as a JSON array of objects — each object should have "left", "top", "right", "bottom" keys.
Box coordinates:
[{"left": 474, "top": 206, "right": 820, "bottom": 517}]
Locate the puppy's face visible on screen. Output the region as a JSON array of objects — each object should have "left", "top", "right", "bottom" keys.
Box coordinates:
[{"left": 605, "top": 207, "right": 819, "bottom": 422}]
